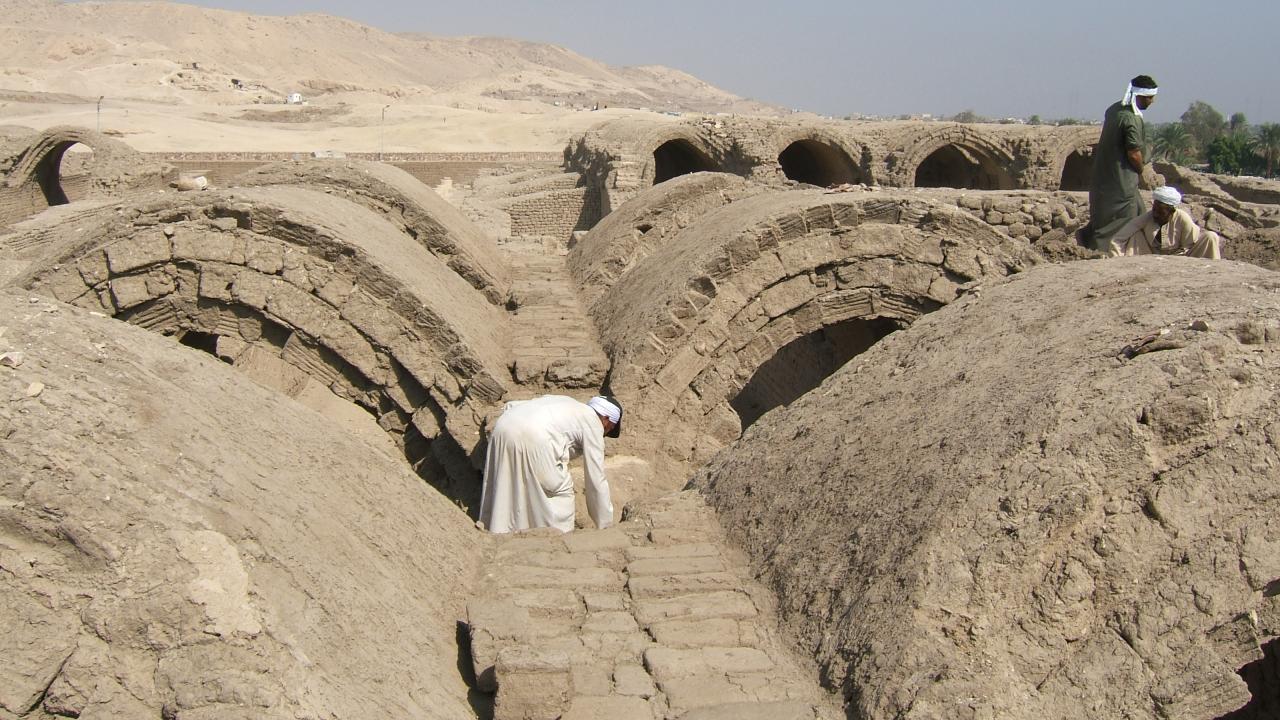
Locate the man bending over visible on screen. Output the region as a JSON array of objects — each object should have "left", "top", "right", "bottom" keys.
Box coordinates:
[{"left": 479, "top": 394, "right": 623, "bottom": 533}]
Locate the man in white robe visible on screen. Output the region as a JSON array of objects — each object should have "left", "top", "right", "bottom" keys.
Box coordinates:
[
  {"left": 479, "top": 395, "right": 622, "bottom": 534},
  {"left": 1107, "top": 186, "right": 1223, "bottom": 259}
]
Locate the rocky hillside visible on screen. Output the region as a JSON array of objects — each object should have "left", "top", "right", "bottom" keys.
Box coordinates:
[{"left": 0, "top": 0, "right": 780, "bottom": 114}]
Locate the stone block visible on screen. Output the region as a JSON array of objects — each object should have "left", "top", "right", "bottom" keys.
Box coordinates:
[
  {"left": 625, "top": 543, "right": 720, "bottom": 562},
  {"left": 340, "top": 291, "right": 403, "bottom": 348},
  {"left": 40, "top": 266, "right": 91, "bottom": 303},
  {"left": 760, "top": 274, "right": 814, "bottom": 319},
  {"left": 679, "top": 701, "right": 817, "bottom": 720},
  {"left": 657, "top": 675, "right": 753, "bottom": 713},
  {"left": 647, "top": 618, "right": 756, "bottom": 649},
  {"left": 494, "top": 646, "right": 572, "bottom": 720},
  {"left": 582, "top": 592, "right": 627, "bottom": 613},
  {"left": 196, "top": 263, "right": 237, "bottom": 302},
  {"left": 563, "top": 526, "right": 634, "bottom": 553},
  {"left": 468, "top": 599, "right": 532, "bottom": 693},
  {"left": 890, "top": 262, "right": 937, "bottom": 297},
  {"left": 109, "top": 274, "right": 153, "bottom": 309},
  {"left": 569, "top": 663, "right": 612, "bottom": 697},
  {"left": 77, "top": 250, "right": 110, "bottom": 286},
  {"left": 245, "top": 241, "right": 285, "bottom": 274},
  {"left": 105, "top": 232, "right": 170, "bottom": 274},
  {"left": 613, "top": 664, "right": 656, "bottom": 699},
  {"left": 561, "top": 696, "right": 652, "bottom": 720},
  {"left": 776, "top": 234, "right": 834, "bottom": 276},
  {"left": 649, "top": 528, "right": 715, "bottom": 545},
  {"left": 145, "top": 269, "right": 177, "bottom": 298},
  {"left": 230, "top": 270, "right": 274, "bottom": 310},
  {"left": 628, "top": 572, "right": 738, "bottom": 600},
  {"left": 633, "top": 591, "right": 757, "bottom": 626},
  {"left": 496, "top": 565, "right": 623, "bottom": 591},
  {"left": 579, "top": 630, "right": 652, "bottom": 663},
  {"left": 643, "top": 646, "right": 773, "bottom": 682},
  {"left": 656, "top": 344, "right": 708, "bottom": 394},
  {"left": 266, "top": 283, "right": 337, "bottom": 339},
  {"left": 314, "top": 274, "right": 356, "bottom": 308},
  {"left": 626, "top": 556, "right": 726, "bottom": 578},
  {"left": 582, "top": 611, "right": 638, "bottom": 634},
  {"left": 172, "top": 231, "right": 235, "bottom": 263}
]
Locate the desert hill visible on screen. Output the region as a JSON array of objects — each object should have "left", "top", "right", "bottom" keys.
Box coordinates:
[{"left": 0, "top": 0, "right": 779, "bottom": 115}]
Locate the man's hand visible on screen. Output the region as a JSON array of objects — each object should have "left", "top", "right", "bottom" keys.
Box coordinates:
[{"left": 1127, "top": 147, "right": 1145, "bottom": 173}]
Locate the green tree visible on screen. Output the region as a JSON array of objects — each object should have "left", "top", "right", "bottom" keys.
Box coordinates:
[
  {"left": 1207, "top": 131, "right": 1266, "bottom": 175},
  {"left": 1230, "top": 112, "right": 1248, "bottom": 133},
  {"left": 1028, "top": 114, "right": 1043, "bottom": 126},
  {"left": 1151, "top": 123, "right": 1195, "bottom": 165},
  {"left": 1180, "top": 100, "right": 1227, "bottom": 160},
  {"left": 1254, "top": 123, "right": 1280, "bottom": 178},
  {"left": 951, "top": 109, "right": 986, "bottom": 123},
  {"left": 1054, "top": 117, "right": 1087, "bottom": 126}
]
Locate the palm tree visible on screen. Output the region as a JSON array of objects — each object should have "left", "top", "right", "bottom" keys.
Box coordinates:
[
  {"left": 1151, "top": 123, "right": 1195, "bottom": 166},
  {"left": 1254, "top": 123, "right": 1280, "bottom": 178}
]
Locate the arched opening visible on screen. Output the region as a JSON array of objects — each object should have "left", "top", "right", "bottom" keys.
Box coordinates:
[
  {"left": 1059, "top": 148, "right": 1094, "bottom": 191},
  {"left": 653, "top": 139, "right": 715, "bottom": 184},
  {"left": 779, "top": 139, "right": 862, "bottom": 187},
  {"left": 115, "top": 293, "right": 482, "bottom": 513},
  {"left": 731, "top": 316, "right": 901, "bottom": 430},
  {"left": 1218, "top": 638, "right": 1280, "bottom": 720},
  {"left": 914, "top": 144, "right": 1014, "bottom": 190},
  {"left": 34, "top": 141, "right": 93, "bottom": 206}
]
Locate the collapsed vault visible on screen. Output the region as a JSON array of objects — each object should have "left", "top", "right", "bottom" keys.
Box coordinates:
[
  {"left": 693, "top": 258, "right": 1280, "bottom": 720},
  {"left": 578, "top": 186, "right": 1039, "bottom": 478},
  {"left": 10, "top": 185, "right": 510, "bottom": 508}
]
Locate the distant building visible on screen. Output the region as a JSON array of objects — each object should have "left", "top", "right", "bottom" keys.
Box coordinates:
[{"left": 286, "top": 93, "right": 304, "bottom": 105}]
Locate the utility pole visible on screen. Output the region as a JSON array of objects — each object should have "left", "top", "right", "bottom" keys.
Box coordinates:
[
  {"left": 380, "top": 104, "right": 391, "bottom": 162},
  {"left": 96, "top": 96, "right": 104, "bottom": 132}
]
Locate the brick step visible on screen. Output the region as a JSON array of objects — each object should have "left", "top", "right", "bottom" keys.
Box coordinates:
[{"left": 466, "top": 492, "right": 842, "bottom": 720}]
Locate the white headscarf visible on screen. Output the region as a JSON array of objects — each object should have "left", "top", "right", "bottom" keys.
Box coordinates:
[
  {"left": 587, "top": 396, "right": 621, "bottom": 424},
  {"left": 1152, "top": 186, "right": 1182, "bottom": 206},
  {"left": 1122, "top": 82, "right": 1159, "bottom": 118}
]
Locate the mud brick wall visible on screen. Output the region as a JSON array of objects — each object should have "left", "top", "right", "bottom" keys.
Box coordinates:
[
  {"left": 507, "top": 187, "right": 600, "bottom": 239},
  {"left": 0, "top": 184, "right": 50, "bottom": 228},
  {"left": 950, "top": 192, "right": 1089, "bottom": 241}
]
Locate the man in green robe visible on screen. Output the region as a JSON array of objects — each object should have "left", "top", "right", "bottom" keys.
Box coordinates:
[{"left": 1085, "top": 75, "right": 1158, "bottom": 251}]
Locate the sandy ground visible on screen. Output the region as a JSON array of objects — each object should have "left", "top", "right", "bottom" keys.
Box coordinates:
[{"left": 0, "top": 98, "right": 674, "bottom": 153}]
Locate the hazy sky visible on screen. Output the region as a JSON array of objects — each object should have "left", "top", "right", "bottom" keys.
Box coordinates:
[{"left": 123, "top": 0, "right": 1280, "bottom": 123}]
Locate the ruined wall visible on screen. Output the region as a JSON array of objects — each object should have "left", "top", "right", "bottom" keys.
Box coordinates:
[
  {"left": 0, "top": 126, "right": 170, "bottom": 227},
  {"left": 566, "top": 118, "right": 1104, "bottom": 207},
  {"left": 505, "top": 186, "right": 599, "bottom": 239}
]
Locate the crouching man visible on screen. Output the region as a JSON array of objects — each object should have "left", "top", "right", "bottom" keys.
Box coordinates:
[
  {"left": 478, "top": 394, "right": 622, "bottom": 533},
  {"left": 1108, "top": 186, "right": 1222, "bottom": 259}
]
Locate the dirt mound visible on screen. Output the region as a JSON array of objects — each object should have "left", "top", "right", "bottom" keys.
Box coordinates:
[
  {"left": 0, "top": 290, "right": 483, "bottom": 718},
  {"left": 1225, "top": 228, "right": 1280, "bottom": 271},
  {"left": 692, "top": 258, "right": 1280, "bottom": 720}
]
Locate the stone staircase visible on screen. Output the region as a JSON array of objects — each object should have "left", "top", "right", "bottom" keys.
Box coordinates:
[
  {"left": 465, "top": 490, "right": 840, "bottom": 720},
  {"left": 501, "top": 239, "right": 608, "bottom": 390}
]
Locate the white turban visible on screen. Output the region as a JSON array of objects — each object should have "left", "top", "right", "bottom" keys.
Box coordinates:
[
  {"left": 1122, "top": 82, "right": 1158, "bottom": 117},
  {"left": 587, "top": 396, "right": 621, "bottom": 423},
  {"left": 1152, "top": 186, "right": 1182, "bottom": 206}
]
